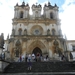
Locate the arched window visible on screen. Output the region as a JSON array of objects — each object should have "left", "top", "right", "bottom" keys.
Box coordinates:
[
  {"left": 24, "top": 29, "right": 27, "bottom": 35},
  {"left": 50, "top": 12, "right": 53, "bottom": 19},
  {"left": 18, "top": 28, "right": 22, "bottom": 35},
  {"left": 47, "top": 29, "right": 50, "bottom": 35},
  {"left": 35, "top": 11, "right": 38, "bottom": 18},
  {"left": 20, "top": 11, "right": 23, "bottom": 18},
  {"left": 52, "top": 29, "right": 55, "bottom": 35},
  {"left": 59, "top": 29, "right": 61, "bottom": 35}
]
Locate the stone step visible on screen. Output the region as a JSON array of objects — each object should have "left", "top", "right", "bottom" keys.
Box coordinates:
[
  {"left": 1, "top": 72, "right": 75, "bottom": 75},
  {"left": 4, "top": 61, "right": 75, "bottom": 73}
]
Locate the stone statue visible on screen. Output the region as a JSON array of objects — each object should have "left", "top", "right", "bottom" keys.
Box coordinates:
[
  {"left": 53, "top": 39, "right": 59, "bottom": 46},
  {"left": 0, "top": 33, "right": 4, "bottom": 48},
  {"left": 53, "top": 39, "right": 62, "bottom": 56},
  {"left": 15, "top": 49, "right": 19, "bottom": 57}
]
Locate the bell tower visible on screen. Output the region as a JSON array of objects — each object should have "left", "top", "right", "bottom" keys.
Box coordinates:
[
  {"left": 32, "top": 3, "right": 42, "bottom": 19},
  {"left": 14, "top": 1, "right": 30, "bottom": 19},
  {"left": 43, "top": 1, "right": 59, "bottom": 19}
]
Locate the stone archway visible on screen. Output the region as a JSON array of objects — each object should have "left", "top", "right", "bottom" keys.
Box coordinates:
[
  {"left": 32, "top": 47, "right": 42, "bottom": 56},
  {"left": 27, "top": 40, "right": 47, "bottom": 55}
]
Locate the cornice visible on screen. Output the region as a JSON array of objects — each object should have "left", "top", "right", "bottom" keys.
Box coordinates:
[{"left": 12, "top": 19, "right": 57, "bottom": 25}]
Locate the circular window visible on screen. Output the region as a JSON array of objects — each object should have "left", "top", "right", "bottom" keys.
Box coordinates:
[
  {"left": 34, "top": 29, "right": 40, "bottom": 35},
  {"left": 30, "top": 25, "right": 43, "bottom": 35}
]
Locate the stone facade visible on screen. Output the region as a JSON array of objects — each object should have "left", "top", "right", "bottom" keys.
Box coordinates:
[
  {"left": 4, "top": 1, "right": 67, "bottom": 61},
  {"left": 66, "top": 40, "right": 75, "bottom": 61}
]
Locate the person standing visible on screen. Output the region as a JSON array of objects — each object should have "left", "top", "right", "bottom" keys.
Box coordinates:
[
  {"left": 25, "top": 54, "right": 28, "bottom": 62},
  {"left": 32, "top": 53, "right": 35, "bottom": 62},
  {"left": 20, "top": 55, "right": 22, "bottom": 62},
  {"left": 27, "top": 54, "right": 32, "bottom": 70}
]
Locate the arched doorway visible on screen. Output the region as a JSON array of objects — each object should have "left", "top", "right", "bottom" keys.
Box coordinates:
[{"left": 32, "top": 47, "right": 42, "bottom": 56}]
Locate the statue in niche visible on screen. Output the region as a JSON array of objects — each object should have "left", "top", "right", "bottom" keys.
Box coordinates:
[
  {"left": 55, "top": 46, "right": 62, "bottom": 56},
  {"left": 53, "top": 39, "right": 62, "bottom": 56},
  {"left": 53, "top": 39, "right": 59, "bottom": 46},
  {"left": 12, "top": 29, "right": 15, "bottom": 36},
  {"left": 0, "top": 33, "right": 4, "bottom": 48},
  {"left": 24, "top": 29, "right": 27, "bottom": 35},
  {"left": 47, "top": 29, "right": 50, "bottom": 35},
  {"left": 15, "top": 47, "right": 22, "bottom": 57},
  {"left": 15, "top": 49, "right": 19, "bottom": 57},
  {"left": 15, "top": 40, "right": 22, "bottom": 57}
]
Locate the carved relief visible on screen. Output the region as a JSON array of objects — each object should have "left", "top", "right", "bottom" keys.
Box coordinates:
[
  {"left": 14, "top": 40, "right": 22, "bottom": 57},
  {"left": 53, "top": 39, "right": 62, "bottom": 56}
]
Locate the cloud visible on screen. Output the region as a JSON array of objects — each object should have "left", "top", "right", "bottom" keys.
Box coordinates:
[
  {"left": 28, "top": 0, "right": 38, "bottom": 14},
  {"left": 62, "top": 0, "right": 75, "bottom": 9},
  {"left": 0, "top": 0, "right": 75, "bottom": 40},
  {"left": 0, "top": 0, "right": 39, "bottom": 39},
  {"left": 59, "top": 0, "right": 75, "bottom": 40},
  {"left": 0, "top": 0, "right": 21, "bottom": 39}
]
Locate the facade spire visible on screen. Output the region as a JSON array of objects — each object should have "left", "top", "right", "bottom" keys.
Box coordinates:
[
  {"left": 48, "top": 1, "right": 51, "bottom": 6},
  {"left": 22, "top": 0, "right": 25, "bottom": 6},
  {"left": 16, "top": 3, "right": 18, "bottom": 6},
  {"left": 7, "top": 34, "right": 9, "bottom": 40},
  {"left": 55, "top": 3, "right": 57, "bottom": 7}
]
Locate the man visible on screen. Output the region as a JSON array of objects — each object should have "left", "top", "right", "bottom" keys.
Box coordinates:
[{"left": 27, "top": 54, "right": 32, "bottom": 70}]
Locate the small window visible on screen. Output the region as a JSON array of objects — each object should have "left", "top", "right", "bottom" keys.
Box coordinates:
[
  {"left": 18, "top": 28, "right": 22, "bottom": 35},
  {"left": 52, "top": 29, "right": 55, "bottom": 35},
  {"left": 72, "top": 46, "right": 75, "bottom": 51},
  {"left": 50, "top": 12, "right": 53, "bottom": 19},
  {"left": 47, "top": 29, "right": 50, "bottom": 35},
  {"left": 35, "top": 11, "right": 38, "bottom": 18},
  {"left": 20, "top": 11, "right": 23, "bottom": 18}
]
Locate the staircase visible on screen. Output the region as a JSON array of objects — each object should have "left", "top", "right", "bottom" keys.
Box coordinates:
[{"left": 2, "top": 61, "right": 75, "bottom": 75}]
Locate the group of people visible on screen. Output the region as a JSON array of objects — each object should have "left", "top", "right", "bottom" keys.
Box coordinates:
[
  {"left": 17, "top": 53, "right": 49, "bottom": 70},
  {"left": 25, "top": 53, "right": 49, "bottom": 62},
  {"left": 25, "top": 53, "right": 49, "bottom": 70},
  {"left": 17, "top": 53, "right": 67, "bottom": 71}
]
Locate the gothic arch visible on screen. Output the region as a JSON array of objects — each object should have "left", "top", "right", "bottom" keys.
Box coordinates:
[
  {"left": 20, "top": 11, "right": 23, "bottom": 18},
  {"left": 18, "top": 28, "right": 22, "bottom": 35},
  {"left": 14, "top": 39, "right": 22, "bottom": 57},
  {"left": 52, "top": 29, "right": 56, "bottom": 35},
  {"left": 50, "top": 12, "right": 53, "bottom": 19},
  {"left": 32, "top": 47, "right": 42, "bottom": 55},
  {"left": 27, "top": 40, "right": 47, "bottom": 54}
]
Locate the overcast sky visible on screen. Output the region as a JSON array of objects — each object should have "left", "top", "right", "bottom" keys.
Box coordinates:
[{"left": 0, "top": 0, "right": 75, "bottom": 40}]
